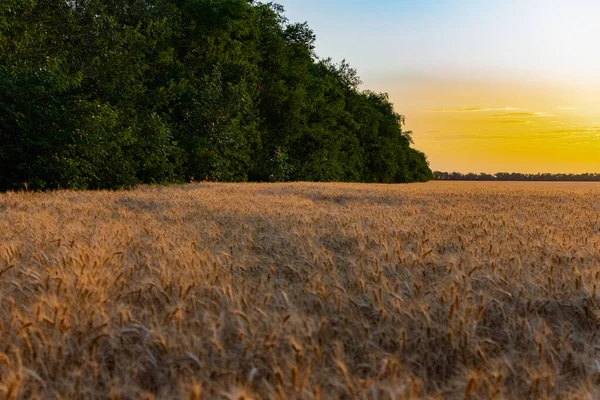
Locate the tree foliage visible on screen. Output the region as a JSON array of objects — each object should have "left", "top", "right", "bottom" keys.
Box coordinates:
[
  {"left": 0, "top": 0, "right": 433, "bottom": 190},
  {"left": 434, "top": 171, "right": 600, "bottom": 181}
]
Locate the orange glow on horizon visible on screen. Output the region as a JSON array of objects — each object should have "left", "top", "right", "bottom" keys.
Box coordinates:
[{"left": 365, "top": 75, "right": 600, "bottom": 173}]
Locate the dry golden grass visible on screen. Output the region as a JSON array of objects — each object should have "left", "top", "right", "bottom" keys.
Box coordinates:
[{"left": 2, "top": 181, "right": 600, "bottom": 399}]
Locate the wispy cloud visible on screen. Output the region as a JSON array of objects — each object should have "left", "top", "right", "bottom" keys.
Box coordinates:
[
  {"left": 520, "top": 127, "right": 600, "bottom": 142},
  {"left": 424, "top": 107, "right": 554, "bottom": 118},
  {"left": 499, "top": 120, "right": 531, "bottom": 124},
  {"left": 424, "top": 107, "right": 518, "bottom": 113},
  {"left": 434, "top": 132, "right": 530, "bottom": 141},
  {"left": 491, "top": 112, "right": 535, "bottom": 117},
  {"left": 550, "top": 127, "right": 600, "bottom": 136},
  {"left": 492, "top": 112, "right": 553, "bottom": 118}
]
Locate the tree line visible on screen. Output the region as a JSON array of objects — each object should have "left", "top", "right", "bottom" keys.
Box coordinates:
[
  {"left": 434, "top": 171, "right": 600, "bottom": 181},
  {"left": 0, "top": 0, "right": 433, "bottom": 191}
]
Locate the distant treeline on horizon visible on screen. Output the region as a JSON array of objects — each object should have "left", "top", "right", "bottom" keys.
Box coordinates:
[
  {"left": 0, "top": 0, "right": 433, "bottom": 191},
  {"left": 434, "top": 171, "right": 600, "bottom": 182}
]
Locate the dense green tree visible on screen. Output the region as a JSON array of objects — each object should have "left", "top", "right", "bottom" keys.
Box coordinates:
[
  {"left": 433, "top": 171, "right": 600, "bottom": 181},
  {"left": 0, "top": 0, "right": 433, "bottom": 190}
]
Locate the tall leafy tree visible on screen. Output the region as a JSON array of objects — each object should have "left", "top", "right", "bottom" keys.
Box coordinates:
[{"left": 0, "top": 0, "right": 433, "bottom": 190}]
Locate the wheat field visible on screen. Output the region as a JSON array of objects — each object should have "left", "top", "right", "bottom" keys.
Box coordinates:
[{"left": 1, "top": 181, "right": 600, "bottom": 399}]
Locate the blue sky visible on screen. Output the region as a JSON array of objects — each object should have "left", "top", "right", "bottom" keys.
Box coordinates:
[
  {"left": 275, "top": 0, "right": 600, "bottom": 173},
  {"left": 276, "top": 0, "right": 600, "bottom": 83},
  {"left": 276, "top": 0, "right": 459, "bottom": 76}
]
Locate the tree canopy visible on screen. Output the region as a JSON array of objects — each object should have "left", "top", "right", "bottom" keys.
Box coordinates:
[
  {"left": 434, "top": 171, "right": 600, "bottom": 181},
  {"left": 0, "top": 0, "right": 433, "bottom": 190}
]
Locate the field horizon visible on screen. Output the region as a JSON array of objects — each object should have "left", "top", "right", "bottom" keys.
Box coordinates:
[{"left": 2, "top": 181, "right": 600, "bottom": 399}]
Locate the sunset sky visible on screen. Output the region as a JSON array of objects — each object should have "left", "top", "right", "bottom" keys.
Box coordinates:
[{"left": 276, "top": 0, "right": 600, "bottom": 173}]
